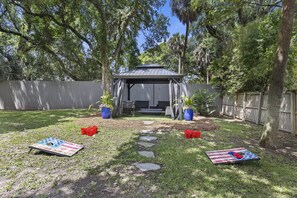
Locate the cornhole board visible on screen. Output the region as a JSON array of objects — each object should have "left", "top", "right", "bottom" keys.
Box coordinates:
[
  {"left": 29, "top": 137, "right": 84, "bottom": 157},
  {"left": 205, "top": 147, "right": 260, "bottom": 165}
]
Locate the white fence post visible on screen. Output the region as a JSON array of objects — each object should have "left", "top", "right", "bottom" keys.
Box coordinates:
[
  {"left": 256, "top": 92, "right": 263, "bottom": 125},
  {"left": 291, "top": 91, "right": 296, "bottom": 135},
  {"left": 242, "top": 92, "right": 247, "bottom": 121},
  {"left": 233, "top": 94, "right": 238, "bottom": 119}
]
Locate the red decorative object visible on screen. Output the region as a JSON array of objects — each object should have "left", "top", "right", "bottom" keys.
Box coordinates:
[
  {"left": 184, "top": 130, "right": 201, "bottom": 139},
  {"left": 81, "top": 126, "right": 98, "bottom": 136}
]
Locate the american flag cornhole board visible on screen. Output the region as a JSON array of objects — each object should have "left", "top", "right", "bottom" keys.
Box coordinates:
[
  {"left": 29, "top": 137, "right": 84, "bottom": 157},
  {"left": 205, "top": 147, "right": 260, "bottom": 165}
]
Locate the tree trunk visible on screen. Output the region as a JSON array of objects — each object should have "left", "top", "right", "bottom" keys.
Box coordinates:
[
  {"left": 182, "top": 22, "right": 189, "bottom": 74},
  {"left": 259, "top": 0, "right": 295, "bottom": 148},
  {"left": 101, "top": 27, "right": 110, "bottom": 94}
]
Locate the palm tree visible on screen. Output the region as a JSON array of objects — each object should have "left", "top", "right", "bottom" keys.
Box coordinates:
[
  {"left": 167, "top": 33, "right": 185, "bottom": 74},
  {"left": 170, "top": 0, "right": 198, "bottom": 74}
]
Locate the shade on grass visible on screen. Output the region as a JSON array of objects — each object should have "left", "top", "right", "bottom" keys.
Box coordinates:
[{"left": 0, "top": 110, "right": 296, "bottom": 197}]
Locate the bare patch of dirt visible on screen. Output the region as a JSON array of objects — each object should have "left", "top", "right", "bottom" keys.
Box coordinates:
[
  {"left": 151, "top": 117, "right": 219, "bottom": 133},
  {"left": 75, "top": 115, "right": 219, "bottom": 133},
  {"left": 75, "top": 117, "right": 144, "bottom": 131}
]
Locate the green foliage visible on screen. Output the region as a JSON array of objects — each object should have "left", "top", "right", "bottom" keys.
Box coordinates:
[
  {"left": 0, "top": 0, "right": 169, "bottom": 81},
  {"left": 100, "top": 93, "right": 114, "bottom": 111},
  {"left": 210, "top": 11, "right": 280, "bottom": 93},
  {"left": 192, "top": 89, "right": 218, "bottom": 116},
  {"left": 180, "top": 95, "right": 195, "bottom": 110},
  {"left": 138, "top": 43, "right": 179, "bottom": 72}
]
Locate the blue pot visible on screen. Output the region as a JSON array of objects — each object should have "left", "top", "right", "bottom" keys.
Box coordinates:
[
  {"left": 184, "top": 109, "right": 194, "bottom": 121},
  {"left": 101, "top": 107, "right": 111, "bottom": 119}
]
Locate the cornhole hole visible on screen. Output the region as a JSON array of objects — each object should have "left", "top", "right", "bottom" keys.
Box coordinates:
[
  {"left": 81, "top": 126, "right": 98, "bottom": 136},
  {"left": 205, "top": 148, "right": 260, "bottom": 165},
  {"left": 184, "top": 130, "right": 201, "bottom": 139},
  {"left": 29, "top": 137, "right": 84, "bottom": 157}
]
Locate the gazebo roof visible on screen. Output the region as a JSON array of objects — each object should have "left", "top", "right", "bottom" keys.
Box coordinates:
[{"left": 114, "top": 64, "right": 183, "bottom": 79}]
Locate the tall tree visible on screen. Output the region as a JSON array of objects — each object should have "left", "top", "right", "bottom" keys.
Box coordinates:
[
  {"left": 259, "top": 0, "right": 295, "bottom": 148},
  {"left": 0, "top": 0, "right": 169, "bottom": 93},
  {"left": 170, "top": 0, "right": 198, "bottom": 74},
  {"left": 167, "top": 33, "right": 184, "bottom": 73}
]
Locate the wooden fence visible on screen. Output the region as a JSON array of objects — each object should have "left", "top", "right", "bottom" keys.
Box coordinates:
[{"left": 221, "top": 92, "right": 297, "bottom": 135}]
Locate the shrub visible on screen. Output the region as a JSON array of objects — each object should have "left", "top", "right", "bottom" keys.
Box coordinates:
[{"left": 192, "top": 89, "right": 218, "bottom": 116}]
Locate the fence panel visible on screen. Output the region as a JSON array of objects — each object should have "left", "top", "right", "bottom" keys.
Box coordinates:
[
  {"left": 223, "top": 91, "right": 296, "bottom": 134},
  {"left": 222, "top": 95, "right": 234, "bottom": 117},
  {"left": 0, "top": 81, "right": 103, "bottom": 110}
]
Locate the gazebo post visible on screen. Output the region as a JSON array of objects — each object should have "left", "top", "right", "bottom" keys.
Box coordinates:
[
  {"left": 179, "top": 82, "right": 183, "bottom": 120},
  {"left": 169, "top": 79, "right": 175, "bottom": 119},
  {"left": 127, "top": 82, "right": 130, "bottom": 101}
]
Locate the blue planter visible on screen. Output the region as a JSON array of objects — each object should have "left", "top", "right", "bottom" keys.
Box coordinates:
[
  {"left": 101, "top": 107, "right": 111, "bottom": 119},
  {"left": 184, "top": 109, "right": 194, "bottom": 121}
]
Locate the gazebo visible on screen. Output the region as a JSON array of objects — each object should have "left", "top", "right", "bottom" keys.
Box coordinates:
[{"left": 112, "top": 64, "right": 184, "bottom": 119}]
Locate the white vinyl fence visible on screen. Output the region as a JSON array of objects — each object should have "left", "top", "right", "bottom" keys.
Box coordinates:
[
  {"left": 0, "top": 81, "right": 222, "bottom": 114},
  {"left": 0, "top": 81, "right": 103, "bottom": 110},
  {"left": 221, "top": 92, "right": 297, "bottom": 135}
]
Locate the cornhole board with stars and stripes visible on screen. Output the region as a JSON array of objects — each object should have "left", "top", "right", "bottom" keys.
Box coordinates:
[
  {"left": 205, "top": 147, "right": 260, "bottom": 165},
  {"left": 29, "top": 137, "right": 84, "bottom": 157}
]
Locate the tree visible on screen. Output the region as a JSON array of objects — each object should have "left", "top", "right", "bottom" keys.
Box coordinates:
[
  {"left": 167, "top": 33, "right": 185, "bottom": 73},
  {"left": 259, "top": 0, "right": 295, "bottom": 148},
  {"left": 0, "top": 0, "right": 169, "bottom": 93},
  {"left": 170, "top": 0, "right": 198, "bottom": 74}
]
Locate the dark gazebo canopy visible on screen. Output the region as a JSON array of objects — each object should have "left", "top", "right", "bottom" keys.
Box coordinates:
[
  {"left": 113, "top": 64, "right": 183, "bottom": 84},
  {"left": 112, "top": 64, "right": 184, "bottom": 119}
]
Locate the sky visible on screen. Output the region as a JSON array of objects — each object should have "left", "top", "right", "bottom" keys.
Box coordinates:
[{"left": 137, "top": 0, "right": 185, "bottom": 51}]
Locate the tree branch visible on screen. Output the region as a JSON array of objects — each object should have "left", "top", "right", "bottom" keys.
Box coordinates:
[
  {"left": 242, "top": 0, "right": 282, "bottom": 8},
  {"left": 0, "top": 24, "right": 82, "bottom": 80},
  {"left": 11, "top": 1, "right": 94, "bottom": 51}
]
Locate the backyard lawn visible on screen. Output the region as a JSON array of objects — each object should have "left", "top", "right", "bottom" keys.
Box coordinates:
[{"left": 0, "top": 110, "right": 296, "bottom": 197}]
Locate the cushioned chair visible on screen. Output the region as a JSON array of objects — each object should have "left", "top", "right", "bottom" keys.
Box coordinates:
[
  {"left": 134, "top": 100, "right": 149, "bottom": 111},
  {"left": 157, "top": 101, "right": 170, "bottom": 111}
]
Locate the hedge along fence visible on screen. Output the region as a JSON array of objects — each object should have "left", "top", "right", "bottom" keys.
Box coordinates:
[{"left": 221, "top": 91, "right": 297, "bottom": 135}]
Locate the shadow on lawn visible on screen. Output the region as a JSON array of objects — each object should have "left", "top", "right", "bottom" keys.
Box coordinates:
[
  {"left": 0, "top": 110, "right": 90, "bottom": 134},
  {"left": 25, "top": 119, "right": 297, "bottom": 198}
]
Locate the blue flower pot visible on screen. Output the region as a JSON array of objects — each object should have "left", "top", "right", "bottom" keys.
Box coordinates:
[
  {"left": 101, "top": 107, "right": 111, "bottom": 119},
  {"left": 184, "top": 109, "right": 194, "bottom": 121}
]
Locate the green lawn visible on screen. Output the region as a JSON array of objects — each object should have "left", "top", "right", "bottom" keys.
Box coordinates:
[{"left": 0, "top": 110, "right": 296, "bottom": 197}]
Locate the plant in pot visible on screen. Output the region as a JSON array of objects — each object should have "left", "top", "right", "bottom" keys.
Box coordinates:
[
  {"left": 99, "top": 93, "right": 114, "bottom": 119},
  {"left": 181, "top": 95, "right": 195, "bottom": 121}
]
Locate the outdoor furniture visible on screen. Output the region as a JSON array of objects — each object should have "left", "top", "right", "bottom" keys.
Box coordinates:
[
  {"left": 205, "top": 148, "right": 260, "bottom": 165},
  {"left": 123, "top": 101, "right": 135, "bottom": 115},
  {"left": 134, "top": 100, "right": 149, "bottom": 111},
  {"left": 29, "top": 137, "right": 84, "bottom": 157},
  {"left": 139, "top": 108, "right": 163, "bottom": 114},
  {"left": 157, "top": 101, "right": 170, "bottom": 111},
  {"left": 165, "top": 106, "right": 172, "bottom": 116}
]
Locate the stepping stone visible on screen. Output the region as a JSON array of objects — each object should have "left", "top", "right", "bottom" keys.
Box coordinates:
[
  {"left": 138, "top": 151, "right": 155, "bottom": 158},
  {"left": 143, "top": 121, "right": 154, "bottom": 125},
  {"left": 133, "top": 163, "right": 161, "bottom": 172},
  {"left": 139, "top": 136, "right": 157, "bottom": 142},
  {"left": 137, "top": 142, "right": 156, "bottom": 148},
  {"left": 140, "top": 129, "right": 154, "bottom": 134}
]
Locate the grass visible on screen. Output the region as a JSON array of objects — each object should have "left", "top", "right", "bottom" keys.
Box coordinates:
[
  {"left": 0, "top": 110, "right": 296, "bottom": 197},
  {"left": 0, "top": 109, "right": 93, "bottom": 134}
]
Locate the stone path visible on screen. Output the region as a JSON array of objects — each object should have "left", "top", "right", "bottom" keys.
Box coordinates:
[
  {"left": 138, "top": 151, "right": 155, "bottom": 158},
  {"left": 133, "top": 121, "right": 161, "bottom": 172},
  {"left": 139, "top": 136, "right": 158, "bottom": 142},
  {"left": 133, "top": 163, "right": 161, "bottom": 172},
  {"left": 137, "top": 142, "right": 156, "bottom": 148}
]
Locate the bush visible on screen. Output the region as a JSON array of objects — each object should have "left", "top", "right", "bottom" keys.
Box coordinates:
[{"left": 192, "top": 89, "right": 218, "bottom": 116}]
